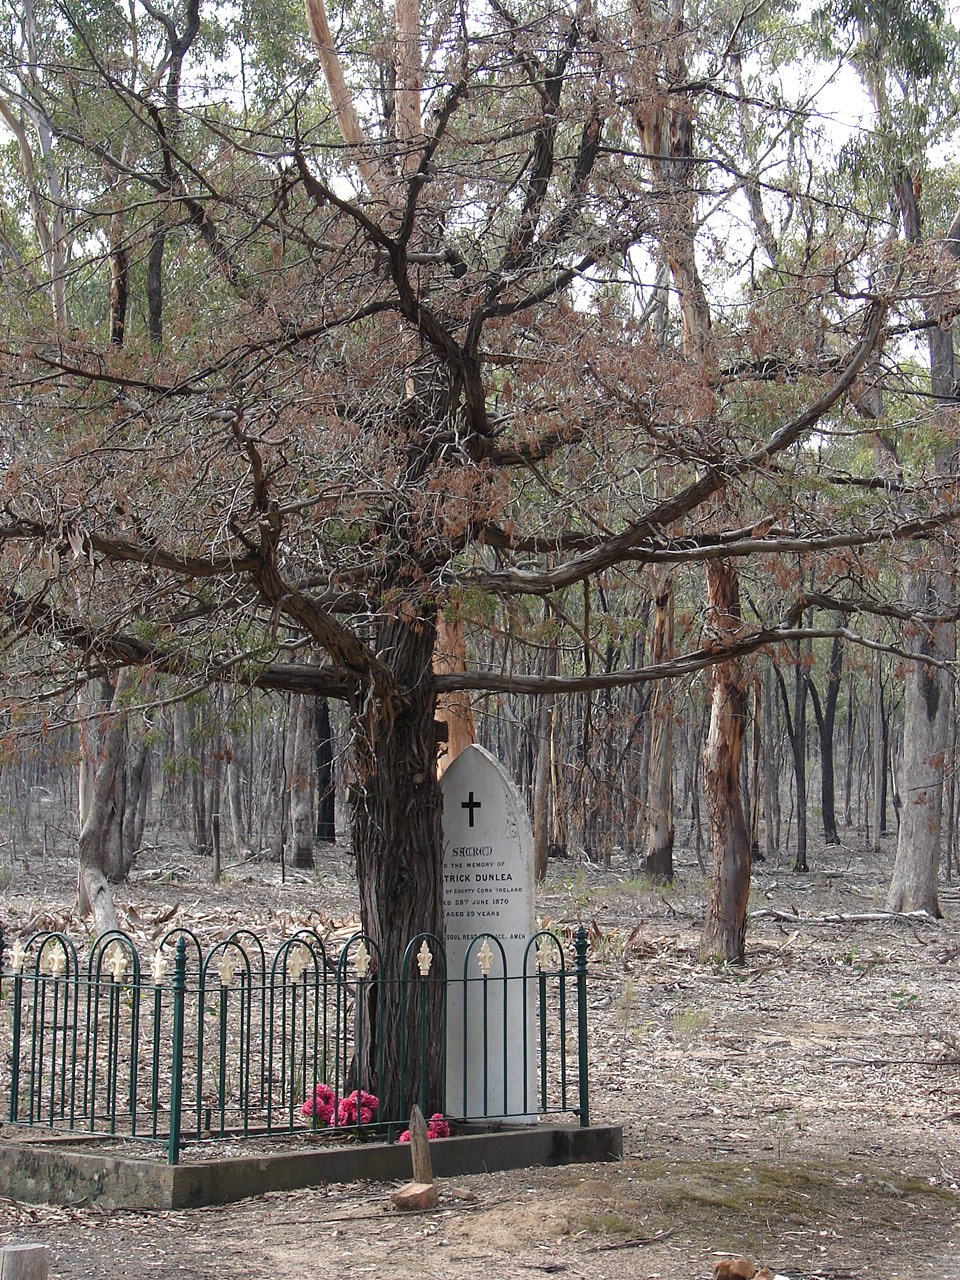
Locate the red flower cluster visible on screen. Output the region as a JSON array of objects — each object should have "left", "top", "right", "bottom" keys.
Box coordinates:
[
  {"left": 398, "top": 1113, "right": 450, "bottom": 1142},
  {"left": 301, "top": 1082, "right": 334, "bottom": 1124},
  {"left": 301, "top": 1084, "right": 379, "bottom": 1127},
  {"left": 337, "top": 1089, "right": 379, "bottom": 1126}
]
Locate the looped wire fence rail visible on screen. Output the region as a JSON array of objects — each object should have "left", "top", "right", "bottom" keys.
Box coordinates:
[{"left": 0, "top": 923, "right": 591, "bottom": 1164}]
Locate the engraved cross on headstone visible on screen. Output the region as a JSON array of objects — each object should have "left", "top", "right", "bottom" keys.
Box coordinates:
[{"left": 461, "top": 791, "right": 481, "bottom": 827}]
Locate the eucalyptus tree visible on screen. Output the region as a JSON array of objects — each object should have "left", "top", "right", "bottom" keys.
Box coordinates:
[
  {"left": 2, "top": 0, "right": 960, "bottom": 1112},
  {"left": 811, "top": 0, "right": 960, "bottom": 914}
]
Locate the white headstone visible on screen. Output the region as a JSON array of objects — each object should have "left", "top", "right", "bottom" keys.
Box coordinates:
[{"left": 441, "top": 744, "right": 537, "bottom": 1122}]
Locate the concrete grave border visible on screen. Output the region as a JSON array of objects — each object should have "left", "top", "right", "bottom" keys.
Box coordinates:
[{"left": 0, "top": 1122, "right": 623, "bottom": 1209}]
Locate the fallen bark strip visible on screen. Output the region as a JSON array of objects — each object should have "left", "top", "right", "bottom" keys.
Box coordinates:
[
  {"left": 822, "top": 1056, "right": 960, "bottom": 1068},
  {"left": 587, "top": 1227, "right": 675, "bottom": 1252},
  {"left": 751, "top": 908, "right": 935, "bottom": 926}
]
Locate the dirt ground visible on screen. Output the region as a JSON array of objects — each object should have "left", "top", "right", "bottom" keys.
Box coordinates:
[{"left": 3, "top": 821, "right": 960, "bottom": 1280}]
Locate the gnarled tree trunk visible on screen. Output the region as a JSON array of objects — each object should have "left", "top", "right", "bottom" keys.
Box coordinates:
[{"left": 352, "top": 611, "right": 445, "bottom": 1119}]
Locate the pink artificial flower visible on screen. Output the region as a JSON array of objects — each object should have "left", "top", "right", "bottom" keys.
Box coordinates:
[
  {"left": 336, "top": 1088, "right": 379, "bottom": 1126},
  {"left": 427, "top": 1113, "right": 450, "bottom": 1138},
  {"left": 301, "top": 1082, "right": 335, "bottom": 1124},
  {"left": 397, "top": 1114, "right": 449, "bottom": 1142}
]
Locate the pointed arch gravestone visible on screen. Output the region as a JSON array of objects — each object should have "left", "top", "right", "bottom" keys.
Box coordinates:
[{"left": 440, "top": 744, "right": 537, "bottom": 1122}]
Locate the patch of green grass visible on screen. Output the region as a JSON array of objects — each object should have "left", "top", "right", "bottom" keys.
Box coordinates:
[
  {"left": 598, "top": 1211, "right": 636, "bottom": 1235},
  {"left": 552, "top": 1155, "right": 960, "bottom": 1268},
  {"left": 669, "top": 1005, "right": 710, "bottom": 1045}
]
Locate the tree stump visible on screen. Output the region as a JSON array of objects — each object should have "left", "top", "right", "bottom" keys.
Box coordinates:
[{"left": 0, "top": 1244, "right": 49, "bottom": 1280}]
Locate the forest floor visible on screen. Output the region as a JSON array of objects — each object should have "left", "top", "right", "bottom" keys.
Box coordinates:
[{"left": 2, "top": 820, "right": 960, "bottom": 1279}]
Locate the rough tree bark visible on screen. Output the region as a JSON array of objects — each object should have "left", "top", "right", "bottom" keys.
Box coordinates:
[
  {"left": 78, "top": 670, "right": 134, "bottom": 936},
  {"left": 887, "top": 187, "right": 960, "bottom": 915},
  {"left": 748, "top": 686, "right": 761, "bottom": 857},
  {"left": 644, "top": 568, "right": 674, "bottom": 879},
  {"left": 315, "top": 698, "right": 336, "bottom": 842},
  {"left": 631, "top": 0, "right": 705, "bottom": 883},
  {"left": 533, "top": 636, "right": 558, "bottom": 881},
  {"left": 762, "top": 657, "right": 777, "bottom": 859},
  {"left": 870, "top": 651, "right": 886, "bottom": 851},
  {"left": 702, "top": 561, "right": 750, "bottom": 962},
  {"left": 290, "top": 692, "right": 315, "bottom": 869},
  {"left": 351, "top": 612, "right": 444, "bottom": 1119},
  {"left": 227, "top": 715, "right": 251, "bottom": 859},
  {"left": 773, "top": 638, "right": 810, "bottom": 872},
  {"left": 809, "top": 632, "right": 843, "bottom": 846}
]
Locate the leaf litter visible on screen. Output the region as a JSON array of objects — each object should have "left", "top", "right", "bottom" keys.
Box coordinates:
[{"left": 2, "top": 824, "right": 960, "bottom": 1278}]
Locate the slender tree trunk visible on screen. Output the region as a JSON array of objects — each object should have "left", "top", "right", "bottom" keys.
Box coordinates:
[
  {"left": 120, "top": 736, "right": 149, "bottom": 869},
  {"left": 871, "top": 653, "right": 885, "bottom": 851},
  {"left": 290, "top": 692, "right": 315, "bottom": 869},
  {"left": 227, "top": 721, "right": 250, "bottom": 859},
  {"left": 147, "top": 227, "right": 165, "bottom": 347},
  {"left": 108, "top": 221, "right": 128, "bottom": 346},
  {"left": 171, "top": 704, "right": 191, "bottom": 830},
  {"left": 193, "top": 721, "right": 209, "bottom": 856},
  {"left": 947, "top": 668, "right": 957, "bottom": 882},
  {"left": 78, "top": 670, "right": 134, "bottom": 935},
  {"left": 886, "top": 185, "right": 959, "bottom": 915},
  {"left": 810, "top": 633, "right": 843, "bottom": 846},
  {"left": 844, "top": 673, "right": 855, "bottom": 829},
  {"left": 100, "top": 757, "right": 126, "bottom": 881},
  {"left": 211, "top": 761, "right": 221, "bottom": 885},
  {"left": 533, "top": 636, "right": 557, "bottom": 881},
  {"left": 133, "top": 750, "right": 150, "bottom": 857},
  {"left": 762, "top": 658, "right": 776, "bottom": 860},
  {"left": 773, "top": 649, "right": 808, "bottom": 871},
  {"left": 315, "top": 698, "right": 336, "bottom": 842},
  {"left": 793, "top": 648, "right": 808, "bottom": 872},
  {"left": 77, "top": 682, "right": 97, "bottom": 839},
  {"left": 888, "top": 587, "right": 949, "bottom": 915},
  {"left": 690, "top": 710, "right": 704, "bottom": 872},
  {"left": 749, "top": 685, "right": 761, "bottom": 857},
  {"left": 644, "top": 570, "right": 674, "bottom": 880},
  {"left": 880, "top": 703, "right": 890, "bottom": 832},
  {"left": 702, "top": 561, "right": 750, "bottom": 962},
  {"left": 550, "top": 697, "right": 566, "bottom": 857}
]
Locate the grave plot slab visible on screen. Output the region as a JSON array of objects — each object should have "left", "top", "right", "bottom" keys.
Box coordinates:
[{"left": 0, "top": 1123, "right": 623, "bottom": 1209}]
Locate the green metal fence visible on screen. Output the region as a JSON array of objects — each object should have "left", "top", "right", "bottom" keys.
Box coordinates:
[{"left": 0, "top": 924, "right": 590, "bottom": 1163}]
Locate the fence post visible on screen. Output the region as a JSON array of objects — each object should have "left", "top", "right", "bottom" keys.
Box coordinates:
[
  {"left": 3, "top": 925, "right": 24, "bottom": 1124},
  {"left": 574, "top": 925, "right": 589, "bottom": 1128},
  {"left": 168, "top": 937, "right": 187, "bottom": 1165}
]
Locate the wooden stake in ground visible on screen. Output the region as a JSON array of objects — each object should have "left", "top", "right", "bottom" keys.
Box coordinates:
[
  {"left": 390, "top": 1106, "right": 439, "bottom": 1210},
  {"left": 408, "top": 1105, "right": 433, "bottom": 1183}
]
